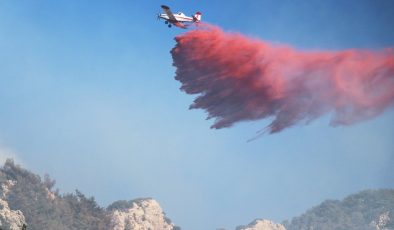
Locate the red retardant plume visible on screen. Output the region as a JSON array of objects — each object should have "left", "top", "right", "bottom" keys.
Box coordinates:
[{"left": 171, "top": 25, "right": 394, "bottom": 134}]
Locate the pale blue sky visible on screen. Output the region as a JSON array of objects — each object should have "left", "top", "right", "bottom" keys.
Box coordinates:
[{"left": 0, "top": 1, "right": 393, "bottom": 229}]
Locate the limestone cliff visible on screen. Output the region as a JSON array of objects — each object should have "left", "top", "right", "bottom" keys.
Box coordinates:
[
  {"left": 108, "top": 198, "right": 179, "bottom": 230},
  {"left": 0, "top": 180, "right": 26, "bottom": 230},
  {"left": 370, "top": 211, "right": 391, "bottom": 230},
  {"left": 236, "top": 219, "right": 286, "bottom": 230}
]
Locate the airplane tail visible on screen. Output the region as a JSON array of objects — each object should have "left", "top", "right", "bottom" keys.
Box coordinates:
[{"left": 193, "top": 12, "right": 202, "bottom": 22}]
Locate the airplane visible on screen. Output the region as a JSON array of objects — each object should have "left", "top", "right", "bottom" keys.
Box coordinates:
[{"left": 157, "top": 5, "right": 202, "bottom": 29}]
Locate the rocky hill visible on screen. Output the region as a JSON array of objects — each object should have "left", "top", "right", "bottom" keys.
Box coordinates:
[
  {"left": 0, "top": 159, "right": 179, "bottom": 230},
  {"left": 0, "top": 180, "right": 26, "bottom": 230},
  {"left": 236, "top": 219, "right": 286, "bottom": 230},
  {"left": 107, "top": 198, "right": 180, "bottom": 230},
  {"left": 234, "top": 189, "right": 394, "bottom": 230},
  {"left": 0, "top": 159, "right": 393, "bottom": 230},
  {"left": 283, "top": 189, "right": 394, "bottom": 230}
]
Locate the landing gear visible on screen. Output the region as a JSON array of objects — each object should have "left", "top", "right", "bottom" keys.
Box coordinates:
[
  {"left": 165, "top": 21, "right": 168, "bottom": 24},
  {"left": 168, "top": 24, "right": 172, "bottom": 28}
]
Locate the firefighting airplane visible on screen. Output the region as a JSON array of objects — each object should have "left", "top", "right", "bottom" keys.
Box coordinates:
[{"left": 157, "top": 5, "right": 202, "bottom": 29}]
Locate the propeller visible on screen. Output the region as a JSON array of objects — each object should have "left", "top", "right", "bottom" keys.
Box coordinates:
[{"left": 157, "top": 13, "right": 161, "bottom": 21}]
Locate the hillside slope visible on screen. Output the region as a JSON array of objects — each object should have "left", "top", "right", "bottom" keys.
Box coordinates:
[
  {"left": 0, "top": 159, "right": 392, "bottom": 230},
  {"left": 0, "top": 159, "right": 179, "bottom": 230},
  {"left": 283, "top": 189, "right": 394, "bottom": 230}
]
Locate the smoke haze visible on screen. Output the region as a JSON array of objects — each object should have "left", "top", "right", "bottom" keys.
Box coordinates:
[{"left": 171, "top": 25, "right": 394, "bottom": 134}]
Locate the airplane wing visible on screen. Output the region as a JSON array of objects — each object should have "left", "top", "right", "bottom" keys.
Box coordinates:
[
  {"left": 174, "top": 22, "right": 188, "bottom": 29},
  {"left": 161, "top": 5, "right": 178, "bottom": 22}
]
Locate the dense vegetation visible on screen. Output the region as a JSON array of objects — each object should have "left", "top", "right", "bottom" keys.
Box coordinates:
[
  {"left": 283, "top": 189, "right": 394, "bottom": 230},
  {"left": 0, "top": 159, "right": 109, "bottom": 230}
]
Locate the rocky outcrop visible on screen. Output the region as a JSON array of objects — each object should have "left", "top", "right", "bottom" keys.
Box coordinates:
[
  {"left": 1, "top": 160, "right": 393, "bottom": 230},
  {"left": 236, "top": 219, "right": 286, "bottom": 230},
  {"left": 0, "top": 180, "right": 16, "bottom": 199},
  {"left": 45, "top": 187, "right": 56, "bottom": 201},
  {"left": 0, "top": 180, "right": 26, "bottom": 230},
  {"left": 370, "top": 211, "right": 391, "bottom": 230},
  {"left": 108, "top": 198, "right": 178, "bottom": 230},
  {"left": 0, "top": 199, "right": 26, "bottom": 230}
]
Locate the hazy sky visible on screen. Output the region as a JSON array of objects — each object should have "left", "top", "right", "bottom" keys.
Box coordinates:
[{"left": 0, "top": 1, "right": 393, "bottom": 229}]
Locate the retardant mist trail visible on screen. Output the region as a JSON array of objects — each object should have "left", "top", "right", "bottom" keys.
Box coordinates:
[{"left": 171, "top": 25, "right": 394, "bottom": 134}]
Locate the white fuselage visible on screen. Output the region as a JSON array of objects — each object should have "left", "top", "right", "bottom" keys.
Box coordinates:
[{"left": 159, "top": 12, "right": 193, "bottom": 23}]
